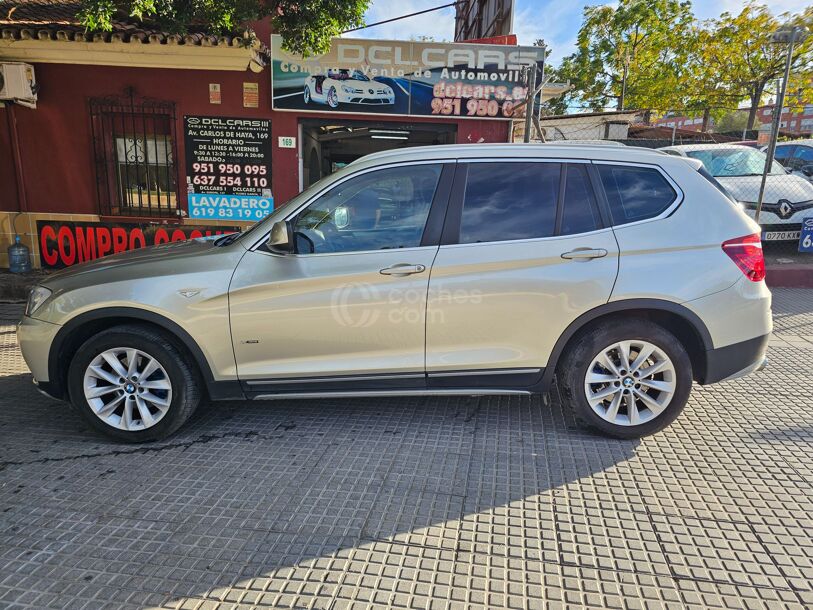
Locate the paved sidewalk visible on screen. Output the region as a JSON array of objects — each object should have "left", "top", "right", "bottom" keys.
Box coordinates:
[{"left": 1, "top": 290, "right": 812, "bottom": 609}]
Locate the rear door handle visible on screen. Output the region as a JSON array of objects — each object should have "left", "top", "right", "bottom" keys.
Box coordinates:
[
  {"left": 380, "top": 264, "right": 426, "bottom": 276},
  {"left": 561, "top": 248, "right": 608, "bottom": 261}
]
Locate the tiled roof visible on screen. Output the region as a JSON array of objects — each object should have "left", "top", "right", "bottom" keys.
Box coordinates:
[{"left": 0, "top": 0, "right": 261, "bottom": 49}]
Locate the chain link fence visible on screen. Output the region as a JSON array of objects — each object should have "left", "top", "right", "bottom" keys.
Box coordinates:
[{"left": 516, "top": 111, "right": 813, "bottom": 267}]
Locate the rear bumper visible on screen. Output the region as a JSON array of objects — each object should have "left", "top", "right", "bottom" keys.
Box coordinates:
[{"left": 699, "top": 333, "right": 770, "bottom": 384}]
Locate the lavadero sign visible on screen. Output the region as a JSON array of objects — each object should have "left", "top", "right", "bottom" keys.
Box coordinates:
[
  {"left": 37, "top": 220, "right": 238, "bottom": 269},
  {"left": 271, "top": 35, "right": 544, "bottom": 120}
]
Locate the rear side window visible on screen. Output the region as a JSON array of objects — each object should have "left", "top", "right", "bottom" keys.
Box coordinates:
[
  {"left": 560, "top": 164, "right": 600, "bottom": 235},
  {"left": 459, "top": 162, "right": 560, "bottom": 243},
  {"left": 597, "top": 165, "right": 677, "bottom": 225}
]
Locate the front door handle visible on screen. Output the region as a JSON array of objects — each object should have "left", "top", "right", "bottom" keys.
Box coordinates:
[
  {"left": 380, "top": 264, "right": 426, "bottom": 276},
  {"left": 561, "top": 248, "right": 608, "bottom": 261}
]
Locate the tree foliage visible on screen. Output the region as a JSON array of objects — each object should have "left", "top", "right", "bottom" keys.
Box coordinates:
[
  {"left": 551, "top": 0, "right": 813, "bottom": 123},
  {"left": 563, "top": 0, "right": 694, "bottom": 112},
  {"left": 77, "top": 0, "right": 369, "bottom": 56}
]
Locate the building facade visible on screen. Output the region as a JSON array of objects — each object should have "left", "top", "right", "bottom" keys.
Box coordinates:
[{"left": 1, "top": 3, "right": 539, "bottom": 268}]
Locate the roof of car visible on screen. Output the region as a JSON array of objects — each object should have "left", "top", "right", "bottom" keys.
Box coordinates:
[
  {"left": 355, "top": 142, "right": 669, "bottom": 166},
  {"left": 775, "top": 139, "right": 813, "bottom": 147},
  {"left": 659, "top": 143, "right": 755, "bottom": 153}
]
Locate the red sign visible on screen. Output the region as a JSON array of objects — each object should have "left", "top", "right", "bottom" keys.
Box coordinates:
[{"left": 36, "top": 220, "right": 238, "bottom": 269}]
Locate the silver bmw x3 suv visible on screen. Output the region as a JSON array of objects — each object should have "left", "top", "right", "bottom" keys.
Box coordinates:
[{"left": 18, "top": 144, "right": 772, "bottom": 442}]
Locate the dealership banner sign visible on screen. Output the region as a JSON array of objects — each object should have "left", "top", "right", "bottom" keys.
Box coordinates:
[
  {"left": 184, "top": 116, "right": 273, "bottom": 222},
  {"left": 37, "top": 221, "right": 238, "bottom": 269},
  {"left": 271, "top": 35, "right": 544, "bottom": 120}
]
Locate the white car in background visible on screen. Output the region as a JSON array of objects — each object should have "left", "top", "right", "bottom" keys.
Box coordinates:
[
  {"left": 660, "top": 143, "right": 813, "bottom": 241},
  {"left": 304, "top": 69, "right": 395, "bottom": 109}
]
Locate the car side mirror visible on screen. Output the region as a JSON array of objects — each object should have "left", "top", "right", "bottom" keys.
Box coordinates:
[
  {"left": 802, "top": 165, "right": 813, "bottom": 177},
  {"left": 267, "top": 220, "right": 294, "bottom": 254}
]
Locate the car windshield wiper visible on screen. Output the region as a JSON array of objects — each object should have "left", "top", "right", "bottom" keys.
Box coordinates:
[{"left": 215, "top": 233, "right": 240, "bottom": 246}]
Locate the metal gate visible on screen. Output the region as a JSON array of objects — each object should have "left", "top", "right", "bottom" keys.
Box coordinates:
[{"left": 90, "top": 89, "right": 180, "bottom": 218}]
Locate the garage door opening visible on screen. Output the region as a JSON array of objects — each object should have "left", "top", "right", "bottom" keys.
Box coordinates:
[{"left": 301, "top": 119, "right": 457, "bottom": 188}]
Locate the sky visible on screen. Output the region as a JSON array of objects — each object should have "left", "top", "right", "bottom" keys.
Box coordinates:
[{"left": 353, "top": 0, "right": 809, "bottom": 66}]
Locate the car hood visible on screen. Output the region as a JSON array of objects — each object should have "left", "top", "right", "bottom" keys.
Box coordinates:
[
  {"left": 717, "top": 174, "right": 813, "bottom": 204},
  {"left": 43, "top": 238, "right": 225, "bottom": 287}
]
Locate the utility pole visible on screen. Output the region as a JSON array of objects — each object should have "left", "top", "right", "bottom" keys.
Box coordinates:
[
  {"left": 755, "top": 25, "right": 808, "bottom": 224},
  {"left": 523, "top": 64, "right": 537, "bottom": 143}
]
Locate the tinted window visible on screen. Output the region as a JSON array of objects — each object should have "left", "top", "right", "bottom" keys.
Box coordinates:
[
  {"left": 293, "top": 164, "right": 441, "bottom": 253},
  {"left": 560, "top": 164, "right": 599, "bottom": 235},
  {"left": 459, "top": 162, "right": 559, "bottom": 243},
  {"left": 597, "top": 165, "right": 677, "bottom": 225},
  {"left": 793, "top": 146, "right": 813, "bottom": 163},
  {"left": 774, "top": 146, "right": 793, "bottom": 162}
]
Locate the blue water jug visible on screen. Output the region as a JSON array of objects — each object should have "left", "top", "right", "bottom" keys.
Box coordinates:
[{"left": 8, "top": 236, "right": 32, "bottom": 274}]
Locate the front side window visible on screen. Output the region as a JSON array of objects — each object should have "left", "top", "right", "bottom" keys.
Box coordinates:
[
  {"left": 459, "top": 162, "right": 560, "bottom": 244},
  {"left": 597, "top": 164, "right": 677, "bottom": 225},
  {"left": 292, "top": 164, "right": 442, "bottom": 253}
]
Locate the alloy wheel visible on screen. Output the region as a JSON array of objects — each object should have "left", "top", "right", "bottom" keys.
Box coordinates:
[
  {"left": 303, "top": 86, "right": 310, "bottom": 103},
  {"left": 83, "top": 347, "right": 173, "bottom": 431},
  {"left": 327, "top": 87, "right": 339, "bottom": 108},
  {"left": 583, "top": 340, "right": 676, "bottom": 426}
]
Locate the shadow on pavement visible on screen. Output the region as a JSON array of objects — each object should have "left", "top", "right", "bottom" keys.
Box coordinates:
[{"left": 0, "top": 364, "right": 640, "bottom": 608}]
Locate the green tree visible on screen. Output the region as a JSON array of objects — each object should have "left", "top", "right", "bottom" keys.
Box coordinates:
[
  {"left": 562, "top": 0, "right": 694, "bottom": 112},
  {"left": 698, "top": 3, "right": 813, "bottom": 129},
  {"left": 78, "top": 0, "right": 369, "bottom": 56},
  {"left": 715, "top": 110, "right": 750, "bottom": 134}
]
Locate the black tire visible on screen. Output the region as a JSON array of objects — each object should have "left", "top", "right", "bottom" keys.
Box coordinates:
[
  {"left": 67, "top": 324, "right": 201, "bottom": 442},
  {"left": 557, "top": 318, "right": 692, "bottom": 439}
]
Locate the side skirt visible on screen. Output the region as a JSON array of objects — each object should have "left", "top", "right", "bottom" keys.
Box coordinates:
[{"left": 251, "top": 389, "right": 533, "bottom": 400}]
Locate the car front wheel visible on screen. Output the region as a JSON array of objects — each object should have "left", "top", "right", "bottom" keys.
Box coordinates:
[
  {"left": 327, "top": 86, "right": 339, "bottom": 108},
  {"left": 558, "top": 319, "right": 692, "bottom": 438},
  {"left": 67, "top": 324, "right": 201, "bottom": 442}
]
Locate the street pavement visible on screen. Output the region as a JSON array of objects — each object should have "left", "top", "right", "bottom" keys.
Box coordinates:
[{"left": 1, "top": 289, "right": 812, "bottom": 609}]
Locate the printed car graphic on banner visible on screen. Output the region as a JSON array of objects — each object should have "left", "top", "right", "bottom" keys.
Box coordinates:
[
  {"left": 304, "top": 69, "right": 395, "bottom": 108},
  {"left": 271, "top": 36, "right": 545, "bottom": 120}
]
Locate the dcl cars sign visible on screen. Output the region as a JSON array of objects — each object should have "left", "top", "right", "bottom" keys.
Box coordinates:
[{"left": 271, "top": 36, "right": 545, "bottom": 120}]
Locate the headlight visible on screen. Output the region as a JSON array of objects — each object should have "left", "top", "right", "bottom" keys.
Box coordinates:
[{"left": 26, "top": 285, "right": 52, "bottom": 316}]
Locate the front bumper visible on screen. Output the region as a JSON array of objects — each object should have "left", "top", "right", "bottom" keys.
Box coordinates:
[
  {"left": 700, "top": 333, "right": 770, "bottom": 384},
  {"left": 17, "top": 315, "right": 61, "bottom": 385}
]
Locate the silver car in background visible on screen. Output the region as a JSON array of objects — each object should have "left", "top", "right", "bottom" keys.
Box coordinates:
[
  {"left": 660, "top": 143, "right": 813, "bottom": 241},
  {"left": 18, "top": 144, "right": 772, "bottom": 442}
]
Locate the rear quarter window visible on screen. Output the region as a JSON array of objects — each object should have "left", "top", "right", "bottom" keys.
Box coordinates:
[{"left": 597, "top": 164, "right": 677, "bottom": 225}]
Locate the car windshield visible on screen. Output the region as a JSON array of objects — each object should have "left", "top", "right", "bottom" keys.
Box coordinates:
[
  {"left": 685, "top": 148, "right": 785, "bottom": 177},
  {"left": 328, "top": 69, "right": 370, "bottom": 82}
]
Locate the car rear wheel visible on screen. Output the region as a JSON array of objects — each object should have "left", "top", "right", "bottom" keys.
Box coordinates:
[
  {"left": 303, "top": 85, "right": 311, "bottom": 104},
  {"left": 558, "top": 319, "right": 692, "bottom": 438},
  {"left": 67, "top": 324, "right": 201, "bottom": 442}
]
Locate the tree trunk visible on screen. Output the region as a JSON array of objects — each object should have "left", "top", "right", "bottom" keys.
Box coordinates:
[
  {"left": 746, "top": 84, "right": 765, "bottom": 131},
  {"left": 701, "top": 107, "right": 711, "bottom": 132}
]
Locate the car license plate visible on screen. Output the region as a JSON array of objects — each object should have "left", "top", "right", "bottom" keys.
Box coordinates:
[{"left": 764, "top": 230, "right": 801, "bottom": 241}]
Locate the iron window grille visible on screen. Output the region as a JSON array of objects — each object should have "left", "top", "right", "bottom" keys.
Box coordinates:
[{"left": 90, "top": 90, "right": 180, "bottom": 218}]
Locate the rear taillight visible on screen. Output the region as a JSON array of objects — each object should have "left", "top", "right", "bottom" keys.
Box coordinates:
[{"left": 722, "top": 233, "right": 765, "bottom": 282}]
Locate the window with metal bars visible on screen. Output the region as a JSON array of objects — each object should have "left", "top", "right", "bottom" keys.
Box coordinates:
[{"left": 90, "top": 90, "right": 180, "bottom": 218}]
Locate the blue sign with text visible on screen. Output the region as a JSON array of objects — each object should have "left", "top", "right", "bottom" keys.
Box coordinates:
[
  {"left": 800, "top": 217, "right": 813, "bottom": 253},
  {"left": 188, "top": 194, "right": 273, "bottom": 222}
]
